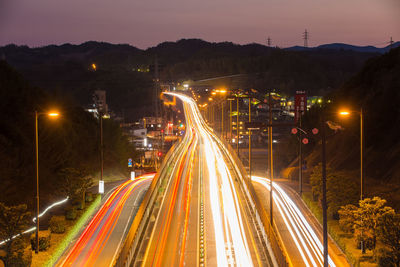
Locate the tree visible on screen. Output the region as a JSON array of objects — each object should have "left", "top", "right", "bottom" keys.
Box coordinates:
[
  {"left": 58, "top": 168, "right": 93, "bottom": 208},
  {"left": 338, "top": 204, "right": 357, "bottom": 233},
  {"left": 377, "top": 213, "right": 400, "bottom": 267},
  {"left": 353, "top": 197, "right": 394, "bottom": 252},
  {"left": 310, "top": 164, "right": 358, "bottom": 218},
  {"left": 0, "top": 203, "right": 31, "bottom": 265}
]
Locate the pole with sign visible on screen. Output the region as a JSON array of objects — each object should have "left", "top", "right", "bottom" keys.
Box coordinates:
[{"left": 295, "top": 91, "right": 307, "bottom": 195}]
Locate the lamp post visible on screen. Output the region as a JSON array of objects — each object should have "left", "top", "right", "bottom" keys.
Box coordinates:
[
  {"left": 100, "top": 112, "right": 104, "bottom": 195},
  {"left": 227, "top": 98, "right": 234, "bottom": 144},
  {"left": 268, "top": 92, "right": 274, "bottom": 224},
  {"left": 34, "top": 111, "right": 59, "bottom": 254},
  {"left": 339, "top": 108, "right": 364, "bottom": 200},
  {"left": 320, "top": 113, "right": 329, "bottom": 267},
  {"left": 221, "top": 101, "right": 224, "bottom": 138},
  {"left": 248, "top": 97, "right": 251, "bottom": 180},
  {"left": 339, "top": 107, "right": 364, "bottom": 252},
  {"left": 236, "top": 97, "right": 239, "bottom": 157}
]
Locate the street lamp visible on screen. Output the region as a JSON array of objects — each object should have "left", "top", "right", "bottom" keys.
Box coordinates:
[
  {"left": 227, "top": 98, "right": 235, "bottom": 145},
  {"left": 339, "top": 107, "right": 364, "bottom": 252},
  {"left": 34, "top": 110, "right": 59, "bottom": 254},
  {"left": 248, "top": 97, "right": 251, "bottom": 180},
  {"left": 339, "top": 108, "right": 364, "bottom": 199}
]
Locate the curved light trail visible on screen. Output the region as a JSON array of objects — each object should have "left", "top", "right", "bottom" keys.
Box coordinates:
[
  {"left": 59, "top": 174, "right": 154, "bottom": 266},
  {"left": 252, "top": 176, "right": 337, "bottom": 267},
  {"left": 143, "top": 92, "right": 257, "bottom": 266}
]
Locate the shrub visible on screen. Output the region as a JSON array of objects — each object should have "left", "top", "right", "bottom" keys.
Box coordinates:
[
  {"left": 7, "top": 245, "right": 32, "bottom": 267},
  {"left": 49, "top": 215, "right": 66, "bottom": 233},
  {"left": 375, "top": 248, "right": 396, "bottom": 267},
  {"left": 65, "top": 206, "right": 77, "bottom": 220},
  {"left": 30, "top": 231, "right": 51, "bottom": 251}
]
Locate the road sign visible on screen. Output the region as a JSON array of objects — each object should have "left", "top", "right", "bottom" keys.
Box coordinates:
[
  {"left": 99, "top": 180, "right": 104, "bottom": 194},
  {"left": 245, "top": 121, "right": 265, "bottom": 130},
  {"left": 128, "top": 158, "right": 132, "bottom": 168},
  {"left": 130, "top": 171, "right": 136, "bottom": 180},
  {"left": 294, "top": 91, "right": 307, "bottom": 123}
]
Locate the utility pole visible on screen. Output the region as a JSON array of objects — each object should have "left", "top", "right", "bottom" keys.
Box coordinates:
[
  {"left": 267, "top": 36, "right": 271, "bottom": 47},
  {"left": 303, "top": 29, "right": 309, "bottom": 48},
  {"left": 227, "top": 98, "right": 234, "bottom": 145},
  {"left": 34, "top": 111, "right": 39, "bottom": 254},
  {"left": 321, "top": 112, "right": 328, "bottom": 267},
  {"left": 268, "top": 92, "right": 274, "bottom": 224},
  {"left": 389, "top": 37, "right": 394, "bottom": 49},
  {"left": 299, "top": 115, "right": 303, "bottom": 195},
  {"left": 230, "top": 100, "right": 232, "bottom": 143},
  {"left": 237, "top": 98, "right": 240, "bottom": 158},
  {"left": 221, "top": 101, "right": 224, "bottom": 138},
  {"left": 248, "top": 98, "right": 251, "bottom": 181}
]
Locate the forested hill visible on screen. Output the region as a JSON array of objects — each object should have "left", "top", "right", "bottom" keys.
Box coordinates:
[
  {"left": 0, "top": 61, "right": 133, "bottom": 207},
  {"left": 330, "top": 46, "right": 400, "bottom": 181},
  {"left": 1, "top": 39, "right": 380, "bottom": 118},
  {"left": 299, "top": 47, "right": 400, "bottom": 187}
]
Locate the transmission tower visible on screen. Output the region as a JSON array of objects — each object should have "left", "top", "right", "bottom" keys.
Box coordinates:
[
  {"left": 303, "top": 29, "right": 309, "bottom": 48},
  {"left": 267, "top": 36, "right": 271, "bottom": 47}
]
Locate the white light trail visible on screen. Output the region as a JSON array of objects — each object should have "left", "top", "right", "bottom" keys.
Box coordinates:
[
  {"left": 252, "top": 176, "right": 336, "bottom": 267},
  {"left": 0, "top": 197, "right": 69, "bottom": 246},
  {"left": 169, "top": 92, "right": 254, "bottom": 266}
]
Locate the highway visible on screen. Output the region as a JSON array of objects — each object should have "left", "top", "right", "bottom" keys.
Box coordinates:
[
  {"left": 134, "top": 93, "right": 270, "bottom": 266},
  {"left": 58, "top": 174, "right": 154, "bottom": 267},
  {"left": 252, "top": 176, "right": 350, "bottom": 267}
]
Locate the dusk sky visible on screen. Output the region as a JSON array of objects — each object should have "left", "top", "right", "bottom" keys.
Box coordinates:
[{"left": 1, "top": 0, "right": 399, "bottom": 49}]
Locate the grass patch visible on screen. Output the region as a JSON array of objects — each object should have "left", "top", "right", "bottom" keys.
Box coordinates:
[
  {"left": 301, "top": 193, "right": 378, "bottom": 267},
  {"left": 31, "top": 195, "right": 101, "bottom": 267}
]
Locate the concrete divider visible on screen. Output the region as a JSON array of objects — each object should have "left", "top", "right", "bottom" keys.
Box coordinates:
[{"left": 215, "top": 135, "right": 290, "bottom": 267}]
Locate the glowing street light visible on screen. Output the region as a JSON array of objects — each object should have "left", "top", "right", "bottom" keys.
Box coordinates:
[
  {"left": 34, "top": 110, "right": 60, "bottom": 254},
  {"left": 48, "top": 112, "right": 59, "bottom": 117},
  {"left": 339, "top": 111, "right": 350, "bottom": 116}
]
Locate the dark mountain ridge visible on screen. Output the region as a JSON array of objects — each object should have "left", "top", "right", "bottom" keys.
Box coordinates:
[
  {"left": 286, "top": 42, "right": 400, "bottom": 54},
  {"left": 0, "top": 39, "right": 386, "bottom": 119}
]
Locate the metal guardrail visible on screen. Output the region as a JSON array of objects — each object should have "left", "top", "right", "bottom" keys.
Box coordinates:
[
  {"left": 112, "top": 140, "right": 183, "bottom": 267},
  {"left": 215, "top": 135, "right": 290, "bottom": 267}
]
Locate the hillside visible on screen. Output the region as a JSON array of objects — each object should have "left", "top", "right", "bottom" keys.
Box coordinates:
[
  {"left": 0, "top": 60, "right": 134, "bottom": 207},
  {"left": 0, "top": 39, "right": 381, "bottom": 120},
  {"left": 292, "top": 47, "right": 400, "bottom": 208}
]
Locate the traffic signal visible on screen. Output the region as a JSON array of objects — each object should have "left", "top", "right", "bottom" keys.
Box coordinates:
[{"left": 157, "top": 151, "right": 162, "bottom": 157}]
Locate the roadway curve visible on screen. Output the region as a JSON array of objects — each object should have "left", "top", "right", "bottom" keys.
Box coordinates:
[
  {"left": 58, "top": 175, "right": 154, "bottom": 267},
  {"left": 134, "top": 93, "right": 270, "bottom": 266},
  {"left": 252, "top": 176, "right": 350, "bottom": 267}
]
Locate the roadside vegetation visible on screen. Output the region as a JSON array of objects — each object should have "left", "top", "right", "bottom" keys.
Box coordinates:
[{"left": 0, "top": 60, "right": 135, "bottom": 265}]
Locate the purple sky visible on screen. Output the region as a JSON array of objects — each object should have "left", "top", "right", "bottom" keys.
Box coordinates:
[{"left": 1, "top": 0, "right": 399, "bottom": 49}]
